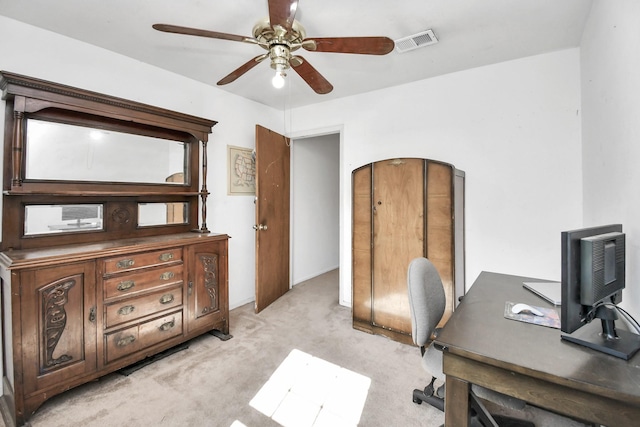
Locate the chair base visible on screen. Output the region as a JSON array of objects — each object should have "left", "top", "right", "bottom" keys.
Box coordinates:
[
  {"left": 412, "top": 387, "right": 445, "bottom": 411},
  {"left": 412, "top": 376, "right": 445, "bottom": 411},
  {"left": 470, "top": 391, "right": 535, "bottom": 427}
]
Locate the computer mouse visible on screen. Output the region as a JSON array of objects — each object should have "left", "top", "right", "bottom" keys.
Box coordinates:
[{"left": 512, "top": 303, "right": 544, "bottom": 316}]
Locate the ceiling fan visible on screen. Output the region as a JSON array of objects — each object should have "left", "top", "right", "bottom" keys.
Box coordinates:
[{"left": 152, "top": 0, "right": 394, "bottom": 94}]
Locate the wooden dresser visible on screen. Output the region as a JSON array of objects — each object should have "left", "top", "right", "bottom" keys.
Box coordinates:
[
  {"left": 0, "top": 233, "right": 229, "bottom": 425},
  {"left": 0, "top": 72, "right": 228, "bottom": 426}
]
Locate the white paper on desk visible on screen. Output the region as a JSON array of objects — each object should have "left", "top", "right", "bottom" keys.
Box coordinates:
[{"left": 504, "top": 301, "right": 560, "bottom": 329}]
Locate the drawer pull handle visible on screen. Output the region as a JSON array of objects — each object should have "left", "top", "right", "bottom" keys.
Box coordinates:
[
  {"left": 160, "top": 272, "right": 175, "bottom": 281},
  {"left": 159, "top": 253, "right": 174, "bottom": 262},
  {"left": 116, "top": 259, "right": 135, "bottom": 269},
  {"left": 159, "top": 319, "right": 176, "bottom": 332},
  {"left": 116, "top": 335, "right": 136, "bottom": 347},
  {"left": 159, "top": 294, "right": 175, "bottom": 304},
  {"left": 117, "top": 280, "right": 135, "bottom": 291},
  {"left": 118, "top": 305, "right": 135, "bottom": 316}
]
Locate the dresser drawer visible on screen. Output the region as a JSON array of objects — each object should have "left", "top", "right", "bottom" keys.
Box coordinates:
[
  {"left": 105, "top": 286, "right": 183, "bottom": 328},
  {"left": 103, "top": 264, "right": 183, "bottom": 300},
  {"left": 103, "top": 248, "right": 183, "bottom": 274},
  {"left": 105, "top": 311, "right": 183, "bottom": 364}
]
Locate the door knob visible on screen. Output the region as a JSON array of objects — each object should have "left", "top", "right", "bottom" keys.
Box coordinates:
[{"left": 253, "top": 224, "right": 268, "bottom": 231}]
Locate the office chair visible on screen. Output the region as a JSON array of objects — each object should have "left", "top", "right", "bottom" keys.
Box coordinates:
[{"left": 407, "top": 257, "right": 535, "bottom": 427}]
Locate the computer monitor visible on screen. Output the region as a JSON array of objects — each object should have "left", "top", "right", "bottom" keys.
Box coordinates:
[{"left": 560, "top": 224, "right": 640, "bottom": 359}]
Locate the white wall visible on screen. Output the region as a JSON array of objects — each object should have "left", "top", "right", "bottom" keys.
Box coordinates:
[
  {"left": 580, "top": 0, "right": 640, "bottom": 316},
  {"left": 0, "top": 17, "right": 592, "bottom": 314},
  {"left": 288, "top": 49, "right": 583, "bottom": 306},
  {"left": 291, "top": 133, "right": 340, "bottom": 284},
  {"left": 0, "top": 16, "right": 283, "bottom": 310}
]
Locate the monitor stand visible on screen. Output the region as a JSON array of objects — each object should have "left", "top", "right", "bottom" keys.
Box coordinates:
[{"left": 562, "top": 318, "right": 640, "bottom": 360}]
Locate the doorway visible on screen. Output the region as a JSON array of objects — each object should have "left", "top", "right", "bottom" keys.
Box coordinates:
[{"left": 290, "top": 132, "right": 340, "bottom": 290}]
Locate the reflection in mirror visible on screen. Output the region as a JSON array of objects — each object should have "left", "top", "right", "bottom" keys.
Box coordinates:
[
  {"left": 25, "top": 119, "right": 187, "bottom": 184},
  {"left": 25, "top": 204, "right": 104, "bottom": 236},
  {"left": 138, "top": 202, "right": 188, "bottom": 227}
]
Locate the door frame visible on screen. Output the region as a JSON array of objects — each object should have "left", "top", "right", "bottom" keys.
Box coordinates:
[{"left": 287, "top": 125, "right": 345, "bottom": 304}]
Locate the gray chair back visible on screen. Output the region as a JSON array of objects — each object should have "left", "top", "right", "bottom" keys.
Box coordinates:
[{"left": 407, "top": 257, "right": 446, "bottom": 347}]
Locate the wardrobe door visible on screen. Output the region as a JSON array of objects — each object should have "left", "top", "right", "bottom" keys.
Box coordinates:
[
  {"left": 371, "top": 158, "right": 424, "bottom": 335},
  {"left": 352, "top": 165, "right": 373, "bottom": 326},
  {"left": 426, "top": 162, "right": 455, "bottom": 328}
]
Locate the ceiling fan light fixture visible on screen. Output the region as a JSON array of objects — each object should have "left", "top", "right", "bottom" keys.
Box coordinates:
[
  {"left": 272, "top": 68, "right": 286, "bottom": 89},
  {"left": 270, "top": 44, "right": 290, "bottom": 89}
]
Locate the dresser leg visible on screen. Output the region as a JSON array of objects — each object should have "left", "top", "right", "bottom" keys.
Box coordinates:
[{"left": 209, "top": 329, "right": 233, "bottom": 341}]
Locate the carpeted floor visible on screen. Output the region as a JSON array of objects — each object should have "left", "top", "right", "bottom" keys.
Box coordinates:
[{"left": 4, "top": 269, "right": 591, "bottom": 427}]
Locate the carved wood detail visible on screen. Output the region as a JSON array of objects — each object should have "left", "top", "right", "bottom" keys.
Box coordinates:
[
  {"left": 199, "top": 140, "right": 210, "bottom": 233},
  {"left": 111, "top": 207, "right": 132, "bottom": 224},
  {"left": 42, "top": 277, "right": 77, "bottom": 368},
  {"left": 12, "top": 110, "right": 24, "bottom": 187},
  {"left": 199, "top": 254, "right": 218, "bottom": 314}
]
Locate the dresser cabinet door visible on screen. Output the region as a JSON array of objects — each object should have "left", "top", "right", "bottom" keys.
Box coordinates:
[
  {"left": 20, "top": 262, "right": 97, "bottom": 394},
  {"left": 187, "top": 241, "right": 228, "bottom": 333}
]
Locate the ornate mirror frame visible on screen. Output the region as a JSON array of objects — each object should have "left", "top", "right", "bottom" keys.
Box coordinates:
[{"left": 0, "top": 71, "right": 217, "bottom": 250}]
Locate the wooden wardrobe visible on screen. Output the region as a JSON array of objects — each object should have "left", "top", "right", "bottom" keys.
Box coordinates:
[{"left": 352, "top": 158, "right": 465, "bottom": 344}]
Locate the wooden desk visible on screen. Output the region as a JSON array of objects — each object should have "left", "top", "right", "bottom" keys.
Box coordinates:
[{"left": 435, "top": 271, "right": 640, "bottom": 427}]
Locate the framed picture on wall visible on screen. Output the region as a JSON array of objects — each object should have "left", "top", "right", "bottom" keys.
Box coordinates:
[{"left": 227, "top": 145, "right": 256, "bottom": 195}]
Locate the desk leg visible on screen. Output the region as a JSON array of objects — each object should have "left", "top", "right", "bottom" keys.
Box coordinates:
[{"left": 444, "top": 375, "right": 470, "bottom": 427}]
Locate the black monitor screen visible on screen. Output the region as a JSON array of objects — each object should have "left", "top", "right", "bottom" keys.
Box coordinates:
[
  {"left": 580, "top": 232, "right": 625, "bottom": 306},
  {"left": 561, "top": 224, "right": 623, "bottom": 334},
  {"left": 561, "top": 224, "right": 640, "bottom": 359}
]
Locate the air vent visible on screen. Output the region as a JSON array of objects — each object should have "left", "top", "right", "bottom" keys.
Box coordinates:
[{"left": 395, "top": 29, "right": 438, "bottom": 53}]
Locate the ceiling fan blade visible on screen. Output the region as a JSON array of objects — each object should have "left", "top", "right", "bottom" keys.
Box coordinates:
[
  {"left": 291, "top": 56, "right": 333, "bottom": 94},
  {"left": 153, "top": 24, "right": 257, "bottom": 44},
  {"left": 303, "top": 37, "right": 395, "bottom": 55},
  {"left": 217, "top": 54, "right": 268, "bottom": 85},
  {"left": 268, "top": 0, "right": 299, "bottom": 31}
]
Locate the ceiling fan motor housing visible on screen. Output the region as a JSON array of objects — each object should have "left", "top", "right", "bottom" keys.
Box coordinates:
[
  {"left": 270, "top": 44, "right": 291, "bottom": 72},
  {"left": 253, "top": 17, "right": 307, "bottom": 73}
]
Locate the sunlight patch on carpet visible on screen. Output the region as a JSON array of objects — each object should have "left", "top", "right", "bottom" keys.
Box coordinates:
[{"left": 247, "top": 349, "right": 371, "bottom": 427}]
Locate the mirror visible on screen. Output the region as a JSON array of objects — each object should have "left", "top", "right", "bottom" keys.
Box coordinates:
[
  {"left": 24, "top": 202, "right": 190, "bottom": 234},
  {"left": 138, "top": 202, "right": 189, "bottom": 227},
  {"left": 25, "top": 204, "right": 104, "bottom": 236},
  {"left": 25, "top": 119, "right": 188, "bottom": 184}
]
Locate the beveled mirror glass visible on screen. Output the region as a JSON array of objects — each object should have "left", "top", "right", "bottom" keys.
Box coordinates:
[
  {"left": 138, "top": 202, "right": 189, "bottom": 227},
  {"left": 24, "top": 204, "right": 104, "bottom": 236},
  {"left": 25, "top": 119, "right": 188, "bottom": 184}
]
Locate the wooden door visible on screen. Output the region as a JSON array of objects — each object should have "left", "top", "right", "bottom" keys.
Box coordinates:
[{"left": 254, "top": 125, "right": 290, "bottom": 313}]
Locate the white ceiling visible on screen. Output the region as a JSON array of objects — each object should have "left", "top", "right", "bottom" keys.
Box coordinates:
[{"left": 0, "top": 0, "right": 593, "bottom": 110}]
